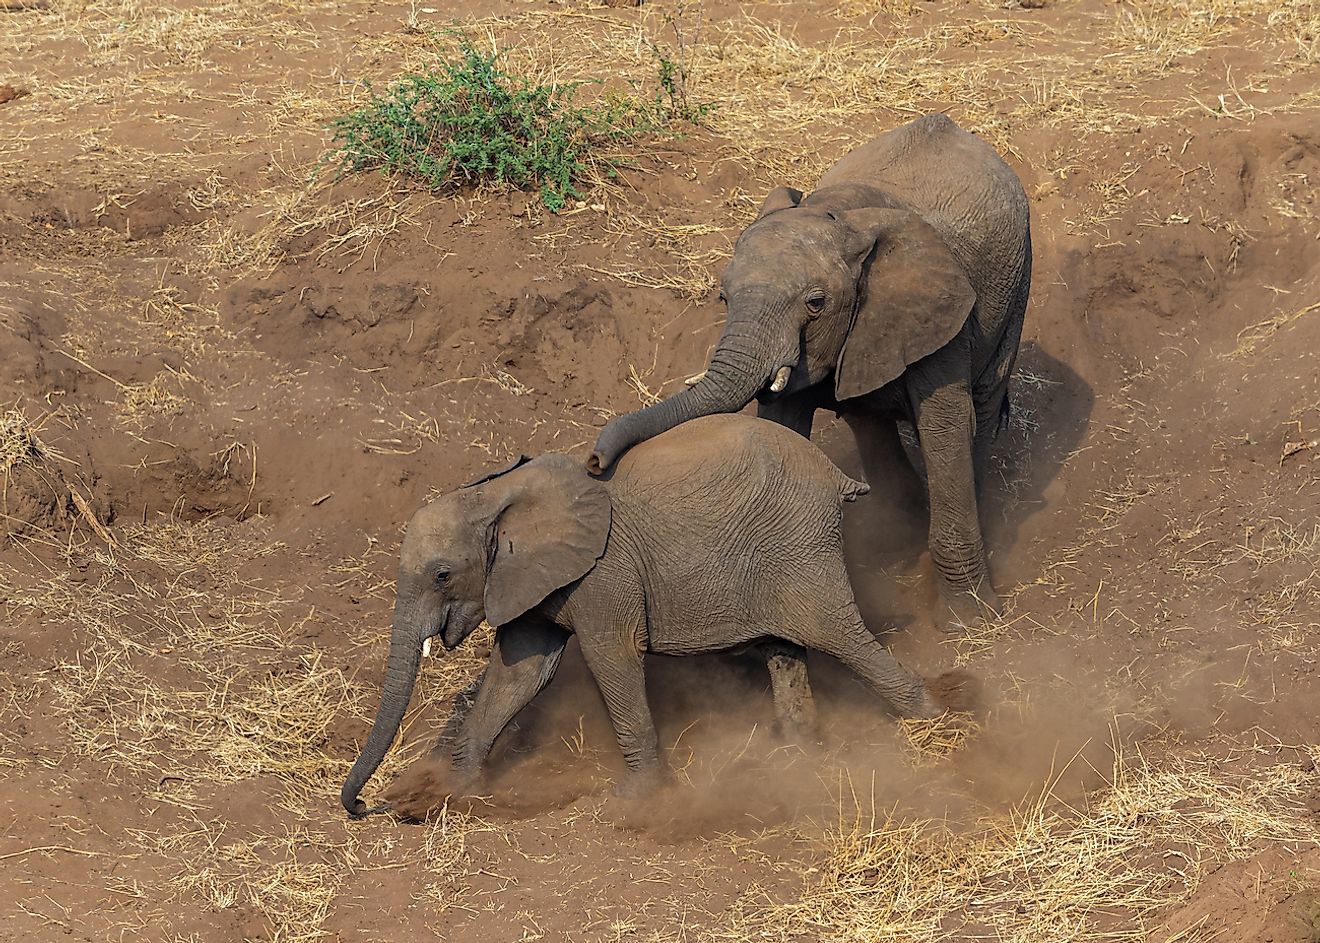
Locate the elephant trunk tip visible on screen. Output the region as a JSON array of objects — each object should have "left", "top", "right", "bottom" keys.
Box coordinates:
[
  {"left": 341, "top": 779, "right": 368, "bottom": 818},
  {"left": 342, "top": 790, "right": 392, "bottom": 820},
  {"left": 585, "top": 451, "right": 607, "bottom": 477}
]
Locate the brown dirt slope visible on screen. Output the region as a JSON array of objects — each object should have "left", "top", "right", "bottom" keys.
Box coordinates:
[{"left": 2, "top": 1, "right": 1320, "bottom": 941}]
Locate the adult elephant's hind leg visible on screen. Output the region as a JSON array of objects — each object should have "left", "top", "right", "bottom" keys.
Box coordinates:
[
  {"left": 450, "top": 618, "right": 569, "bottom": 778},
  {"left": 757, "top": 640, "right": 818, "bottom": 742}
]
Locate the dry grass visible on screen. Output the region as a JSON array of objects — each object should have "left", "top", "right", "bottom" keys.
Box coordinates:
[
  {"left": 0, "top": 404, "right": 64, "bottom": 476},
  {"left": 1229, "top": 298, "right": 1320, "bottom": 358},
  {"left": 9, "top": 0, "right": 1310, "bottom": 295},
  {"left": 726, "top": 745, "right": 1319, "bottom": 943},
  {"left": 0, "top": 510, "right": 497, "bottom": 939},
  {"left": 897, "top": 711, "right": 979, "bottom": 766}
]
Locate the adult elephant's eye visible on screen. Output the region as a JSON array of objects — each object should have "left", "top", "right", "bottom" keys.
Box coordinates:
[
  {"left": 434, "top": 570, "right": 450, "bottom": 587},
  {"left": 805, "top": 290, "right": 827, "bottom": 315}
]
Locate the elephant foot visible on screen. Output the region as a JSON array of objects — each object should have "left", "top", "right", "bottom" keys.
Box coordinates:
[
  {"left": 926, "top": 669, "right": 981, "bottom": 713},
  {"left": 934, "top": 583, "right": 1002, "bottom": 635},
  {"left": 611, "top": 763, "right": 670, "bottom": 800},
  {"left": 775, "top": 707, "right": 821, "bottom": 747}
]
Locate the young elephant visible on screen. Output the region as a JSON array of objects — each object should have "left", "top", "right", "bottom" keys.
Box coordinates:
[{"left": 341, "top": 414, "right": 943, "bottom": 817}]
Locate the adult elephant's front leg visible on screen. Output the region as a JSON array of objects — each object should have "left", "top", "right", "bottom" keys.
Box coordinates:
[
  {"left": 449, "top": 617, "right": 569, "bottom": 782},
  {"left": 756, "top": 387, "right": 819, "bottom": 438},
  {"left": 912, "top": 371, "right": 1001, "bottom": 633}
]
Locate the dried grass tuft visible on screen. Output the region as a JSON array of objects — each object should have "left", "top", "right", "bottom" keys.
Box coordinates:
[
  {"left": 728, "top": 746, "right": 1320, "bottom": 942},
  {"left": 0, "top": 405, "right": 62, "bottom": 474},
  {"left": 1229, "top": 298, "right": 1320, "bottom": 358},
  {"left": 898, "top": 711, "right": 979, "bottom": 765}
]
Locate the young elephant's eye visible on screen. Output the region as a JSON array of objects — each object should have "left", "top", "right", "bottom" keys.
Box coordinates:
[
  {"left": 804, "top": 289, "right": 828, "bottom": 314},
  {"left": 433, "top": 569, "right": 450, "bottom": 587}
]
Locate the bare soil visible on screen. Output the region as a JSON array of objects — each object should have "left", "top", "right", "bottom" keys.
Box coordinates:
[{"left": 2, "top": 1, "right": 1319, "bottom": 941}]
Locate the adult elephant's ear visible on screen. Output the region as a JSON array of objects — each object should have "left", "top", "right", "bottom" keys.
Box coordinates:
[
  {"left": 833, "top": 208, "right": 976, "bottom": 402},
  {"left": 483, "top": 455, "right": 611, "bottom": 627},
  {"left": 758, "top": 186, "right": 803, "bottom": 218}
]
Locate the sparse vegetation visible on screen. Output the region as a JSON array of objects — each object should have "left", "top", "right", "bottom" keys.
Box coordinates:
[
  {"left": 732, "top": 749, "right": 1320, "bottom": 943},
  {"left": 327, "top": 36, "right": 701, "bottom": 211}
]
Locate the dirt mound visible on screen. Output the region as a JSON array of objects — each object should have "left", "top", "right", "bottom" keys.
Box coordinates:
[
  {"left": 0, "top": 408, "right": 73, "bottom": 536},
  {"left": 1157, "top": 846, "right": 1320, "bottom": 943}
]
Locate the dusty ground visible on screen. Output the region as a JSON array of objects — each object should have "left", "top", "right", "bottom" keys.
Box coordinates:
[{"left": 3, "top": 0, "right": 1320, "bottom": 940}]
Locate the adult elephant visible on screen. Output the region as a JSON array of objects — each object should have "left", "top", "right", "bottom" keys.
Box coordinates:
[{"left": 589, "top": 114, "right": 1032, "bottom": 633}]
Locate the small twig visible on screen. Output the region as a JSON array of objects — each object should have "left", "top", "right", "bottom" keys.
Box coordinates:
[
  {"left": 69, "top": 489, "right": 118, "bottom": 547},
  {"left": 0, "top": 845, "right": 103, "bottom": 863},
  {"left": 311, "top": 492, "right": 334, "bottom": 506},
  {"left": 55, "top": 349, "right": 127, "bottom": 390}
]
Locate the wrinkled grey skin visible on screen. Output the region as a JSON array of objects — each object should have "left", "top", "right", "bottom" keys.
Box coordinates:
[
  {"left": 589, "top": 114, "right": 1032, "bottom": 634},
  {"left": 341, "top": 415, "right": 941, "bottom": 817}
]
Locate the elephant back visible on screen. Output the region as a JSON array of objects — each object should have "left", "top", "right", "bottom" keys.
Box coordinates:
[
  {"left": 818, "top": 114, "right": 1029, "bottom": 317},
  {"left": 609, "top": 414, "right": 866, "bottom": 511}
]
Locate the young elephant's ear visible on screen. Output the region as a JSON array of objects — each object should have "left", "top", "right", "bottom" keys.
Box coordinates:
[
  {"left": 757, "top": 186, "right": 803, "bottom": 218},
  {"left": 461, "top": 454, "right": 531, "bottom": 489},
  {"left": 483, "top": 455, "right": 611, "bottom": 627},
  {"left": 833, "top": 208, "right": 976, "bottom": 402}
]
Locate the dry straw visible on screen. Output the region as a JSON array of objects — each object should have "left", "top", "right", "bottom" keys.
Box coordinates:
[{"left": 725, "top": 744, "right": 1320, "bottom": 943}]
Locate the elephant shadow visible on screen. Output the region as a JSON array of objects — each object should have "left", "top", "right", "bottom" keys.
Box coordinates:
[{"left": 815, "top": 340, "right": 1095, "bottom": 632}]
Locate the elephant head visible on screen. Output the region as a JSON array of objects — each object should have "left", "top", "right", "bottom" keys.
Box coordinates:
[
  {"left": 588, "top": 183, "right": 977, "bottom": 473},
  {"left": 340, "top": 455, "right": 610, "bottom": 817}
]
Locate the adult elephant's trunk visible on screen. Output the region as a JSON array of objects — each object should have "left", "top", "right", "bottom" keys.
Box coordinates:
[
  {"left": 341, "top": 596, "right": 428, "bottom": 817},
  {"left": 589, "top": 314, "right": 792, "bottom": 474}
]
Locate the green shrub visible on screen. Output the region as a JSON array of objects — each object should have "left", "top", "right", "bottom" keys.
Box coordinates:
[{"left": 327, "top": 38, "right": 698, "bottom": 212}]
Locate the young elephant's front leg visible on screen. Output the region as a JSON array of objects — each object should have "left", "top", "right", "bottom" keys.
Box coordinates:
[
  {"left": 450, "top": 618, "right": 569, "bottom": 781},
  {"left": 575, "top": 629, "right": 666, "bottom": 794}
]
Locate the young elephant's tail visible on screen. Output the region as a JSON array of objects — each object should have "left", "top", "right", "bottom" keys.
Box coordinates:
[{"left": 837, "top": 472, "right": 870, "bottom": 503}]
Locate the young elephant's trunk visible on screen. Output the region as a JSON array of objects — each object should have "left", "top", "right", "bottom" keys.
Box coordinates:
[
  {"left": 589, "top": 316, "right": 790, "bottom": 474},
  {"left": 341, "top": 599, "right": 426, "bottom": 817}
]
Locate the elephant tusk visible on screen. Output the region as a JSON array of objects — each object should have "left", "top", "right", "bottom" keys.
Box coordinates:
[
  {"left": 684, "top": 371, "right": 706, "bottom": 386},
  {"left": 422, "top": 637, "right": 432, "bottom": 658},
  {"left": 769, "top": 365, "right": 791, "bottom": 393}
]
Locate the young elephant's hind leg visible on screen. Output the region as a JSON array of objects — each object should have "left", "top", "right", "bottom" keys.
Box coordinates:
[
  {"left": 756, "top": 640, "right": 819, "bottom": 741},
  {"left": 450, "top": 618, "right": 569, "bottom": 777},
  {"left": 800, "top": 605, "right": 939, "bottom": 720}
]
